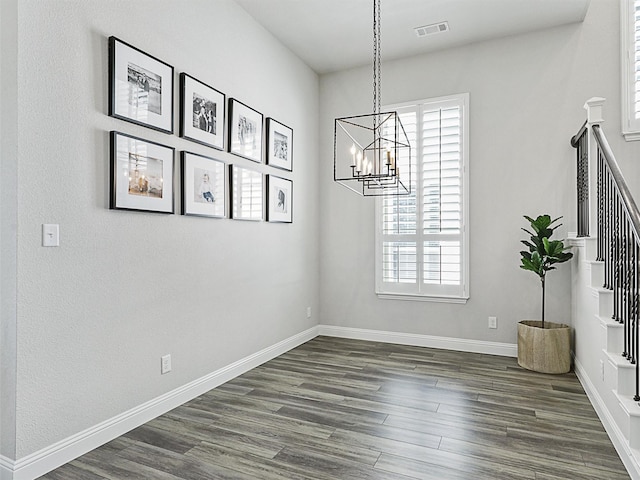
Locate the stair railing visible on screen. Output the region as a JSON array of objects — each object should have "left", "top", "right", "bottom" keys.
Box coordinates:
[{"left": 571, "top": 98, "right": 640, "bottom": 402}]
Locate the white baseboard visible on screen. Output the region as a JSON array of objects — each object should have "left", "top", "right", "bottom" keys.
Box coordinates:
[
  {"left": 8, "top": 326, "right": 319, "bottom": 480},
  {"left": 317, "top": 324, "right": 517, "bottom": 357},
  {"left": 0, "top": 456, "right": 14, "bottom": 480},
  {"left": 574, "top": 357, "right": 640, "bottom": 480}
]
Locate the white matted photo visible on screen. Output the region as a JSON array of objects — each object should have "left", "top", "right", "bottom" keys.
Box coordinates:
[
  {"left": 267, "top": 175, "right": 293, "bottom": 223},
  {"left": 110, "top": 131, "right": 174, "bottom": 213},
  {"left": 109, "top": 36, "right": 174, "bottom": 133},
  {"left": 180, "top": 73, "right": 225, "bottom": 150},
  {"left": 181, "top": 151, "right": 226, "bottom": 218},
  {"left": 266, "top": 118, "right": 293, "bottom": 171},
  {"left": 230, "top": 165, "right": 263, "bottom": 221},
  {"left": 228, "top": 99, "right": 263, "bottom": 163}
]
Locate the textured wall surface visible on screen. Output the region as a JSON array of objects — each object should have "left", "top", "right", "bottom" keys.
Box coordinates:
[
  {"left": 13, "top": 0, "right": 319, "bottom": 458},
  {"left": 318, "top": 0, "right": 640, "bottom": 345},
  {"left": 1, "top": 0, "right": 18, "bottom": 463}
]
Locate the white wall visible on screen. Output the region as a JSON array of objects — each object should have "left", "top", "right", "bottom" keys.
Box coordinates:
[
  {"left": 318, "top": 0, "right": 637, "bottom": 345},
  {"left": 0, "top": 0, "right": 18, "bottom": 465},
  {"left": 11, "top": 0, "right": 319, "bottom": 459}
]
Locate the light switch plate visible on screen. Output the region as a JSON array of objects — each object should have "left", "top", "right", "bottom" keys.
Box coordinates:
[{"left": 42, "top": 224, "right": 59, "bottom": 247}]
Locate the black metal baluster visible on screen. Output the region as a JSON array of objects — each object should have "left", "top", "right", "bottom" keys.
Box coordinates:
[
  {"left": 597, "top": 145, "right": 604, "bottom": 261},
  {"left": 604, "top": 158, "right": 612, "bottom": 289},
  {"left": 613, "top": 191, "right": 620, "bottom": 325},
  {"left": 630, "top": 229, "right": 636, "bottom": 365},
  {"left": 576, "top": 129, "right": 589, "bottom": 237},
  {"left": 635, "top": 241, "right": 640, "bottom": 402},
  {"left": 623, "top": 216, "right": 630, "bottom": 360}
]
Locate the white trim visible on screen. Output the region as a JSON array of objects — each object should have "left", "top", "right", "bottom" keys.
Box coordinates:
[
  {"left": 376, "top": 293, "right": 468, "bottom": 304},
  {"left": 7, "top": 326, "right": 318, "bottom": 480},
  {"left": 375, "top": 92, "right": 470, "bottom": 301},
  {"left": 566, "top": 235, "right": 586, "bottom": 248},
  {"left": 623, "top": 131, "right": 640, "bottom": 142},
  {"left": 574, "top": 356, "right": 640, "bottom": 480},
  {"left": 317, "top": 324, "right": 516, "bottom": 357},
  {"left": 621, "top": 0, "right": 640, "bottom": 140}
]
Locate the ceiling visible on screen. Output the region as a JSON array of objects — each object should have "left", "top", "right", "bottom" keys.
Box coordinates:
[{"left": 234, "top": 0, "right": 591, "bottom": 74}]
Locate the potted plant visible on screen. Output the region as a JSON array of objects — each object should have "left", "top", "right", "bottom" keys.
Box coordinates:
[{"left": 518, "top": 214, "right": 574, "bottom": 374}]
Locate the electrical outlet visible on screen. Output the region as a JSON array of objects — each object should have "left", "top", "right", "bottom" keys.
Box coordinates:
[
  {"left": 161, "top": 354, "right": 171, "bottom": 375},
  {"left": 306, "top": 307, "right": 312, "bottom": 318},
  {"left": 488, "top": 316, "right": 497, "bottom": 329}
]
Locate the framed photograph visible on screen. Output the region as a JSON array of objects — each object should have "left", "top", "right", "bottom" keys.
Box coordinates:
[
  {"left": 228, "top": 99, "right": 263, "bottom": 162},
  {"left": 181, "top": 152, "right": 226, "bottom": 218},
  {"left": 180, "top": 73, "right": 225, "bottom": 150},
  {"left": 267, "top": 175, "right": 293, "bottom": 223},
  {"left": 110, "top": 131, "right": 174, "bottom": 213},
  {"left": 266, "top": 118, "right": 293, "bottom": 171},
  {"left": 109, "top": 36, "right": 174, "bottom": 133},
  {"left": 230, "top": 165, "right": 263, "bottom": 221}
]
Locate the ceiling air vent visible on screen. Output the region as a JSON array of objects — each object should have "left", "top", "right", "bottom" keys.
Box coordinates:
[{"left": 414, "top": 21, "right": 449, "bottom": 38}]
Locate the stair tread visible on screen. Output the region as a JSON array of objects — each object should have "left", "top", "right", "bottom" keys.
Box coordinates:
[
  {"left": 614, "top": 390, "right": 640, "bottom": 416},
  {"left": 592, "top": 286, "right": 613, "bottom": 293},
  {"left": 604, "top": 349, "right": 637, "bottom": 369},
  {"left": 598, "top": 315, "right": 624, "bottom": 327}
]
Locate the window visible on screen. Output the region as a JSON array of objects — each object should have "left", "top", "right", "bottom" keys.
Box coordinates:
[
  {"left": 622, "top": 0, "right": 640, "bottom": 140},
  {"left": 375, "top": 93, "right": 469, "bottom": 302}
]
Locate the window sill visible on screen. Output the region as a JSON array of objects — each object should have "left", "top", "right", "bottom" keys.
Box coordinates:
[
  {"left": 376, "top": 293, "right": 469, "bottom": 304},
  {"left": 622, "top": 130, "right": 640, "bottom": 142}
]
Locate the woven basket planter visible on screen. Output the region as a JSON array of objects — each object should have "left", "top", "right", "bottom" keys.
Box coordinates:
[{"left": 517, "top": 320, "right": 571, "bottom": 374}]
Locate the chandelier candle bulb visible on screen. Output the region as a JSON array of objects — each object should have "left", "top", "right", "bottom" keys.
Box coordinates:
[{"left": 350, "top": 144, "right": 357, "bottom": 166}]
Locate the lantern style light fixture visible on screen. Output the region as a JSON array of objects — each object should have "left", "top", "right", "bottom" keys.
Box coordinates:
[{"left": 333, "top": 0, "right": 411, "bottom": 196}]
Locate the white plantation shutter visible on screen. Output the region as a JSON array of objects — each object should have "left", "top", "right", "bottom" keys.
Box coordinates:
[
  {"left": 622, "top": 0, "right": 640, "bottom": 139},
  {"left": 376, "top": 94, "right": 469, "bottom": 301},
  {"left": 635, "top": 2, "right": 640, "bottom": 117}
]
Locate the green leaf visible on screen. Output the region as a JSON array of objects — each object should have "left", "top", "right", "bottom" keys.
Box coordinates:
[{"left": 520, "top": 214, "right": 571, "bottom": 283}]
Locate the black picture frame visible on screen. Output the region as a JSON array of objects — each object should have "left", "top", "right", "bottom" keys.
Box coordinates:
[
  {"left": 230, "top": 164, "right": 263, "bottom": 221},
  {"left": 181, "top": 151, "right": 226, "bottom": 218},
  {"left": 180, "top": 73, "right": 226, "bottom": 150},
  {"left": 108, "top": 36, "right": 174, "bottom": 134},
  {"left": 110, "top": 131, "right": 175, "bottom": 213},
  {"left": 228, "top": 98, "right": 263, "bottom": 163},
  {"left": 267, "top": 175, "right": 293, "bottom": 223},
  {"left": 266, "top": 118, "right": 293, "bottom": 171}
]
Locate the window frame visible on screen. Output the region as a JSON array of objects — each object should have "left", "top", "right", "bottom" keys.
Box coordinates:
[
  {"left": 375, "top": 93, "right": 469, "bottom": 303},
  {"left": 622, "top": 0, "right": 640, "bottom": 141}
]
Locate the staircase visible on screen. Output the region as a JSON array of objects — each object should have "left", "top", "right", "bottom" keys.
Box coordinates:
[
  {"left": 570, "top": 98, "right": 640, "bottom": 479},
  {"left": 572, "top": 236, "right": 640, "bottom": 478}
]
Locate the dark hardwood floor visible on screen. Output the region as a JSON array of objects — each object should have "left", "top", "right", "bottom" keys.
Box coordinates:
[{"left": 39, "top": 336, "right": 630, "bottom": 479}]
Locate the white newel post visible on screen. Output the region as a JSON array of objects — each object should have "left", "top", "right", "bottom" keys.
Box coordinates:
[{"left": 584, "top": 97, "right": 605, "bottom": 239}]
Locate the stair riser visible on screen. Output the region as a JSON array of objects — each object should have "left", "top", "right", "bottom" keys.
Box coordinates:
[
  {"left": 585, "top": 237, "right": 598, "bottom": 260},
  {"left": 590, "top": 262, "right": 604, "bottom": 288},
  {"left": 604, "top": 323, "right": 624, "bottom": 356},
  {"left": 598, "top": 291, "right": 613, "bottom": 318},
  {"left": 626, "top": 411, "right": 640, "bottom": 450}
]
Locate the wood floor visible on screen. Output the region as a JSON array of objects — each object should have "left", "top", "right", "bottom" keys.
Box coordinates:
[{"left": 39, "top": 336, "right": 630, "bottom": 479}]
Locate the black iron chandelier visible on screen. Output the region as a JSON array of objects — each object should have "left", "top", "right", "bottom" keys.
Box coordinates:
[{"left": 333, "top": 0, "right": 411, "bottom": 196}]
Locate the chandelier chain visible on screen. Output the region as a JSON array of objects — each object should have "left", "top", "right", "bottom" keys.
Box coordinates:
[{"left": 373, "top": 0, "right": 381, "bottom": 126}]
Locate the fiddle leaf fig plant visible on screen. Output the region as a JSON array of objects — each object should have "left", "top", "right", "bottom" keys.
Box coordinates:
[{"left": 520, "top": 214, "right": 573, "bottom": 328}]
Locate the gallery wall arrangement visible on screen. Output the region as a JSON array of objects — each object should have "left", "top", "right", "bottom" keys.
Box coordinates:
[{"left": 107, "top": 35, "right": 294, "bottom": 223}]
